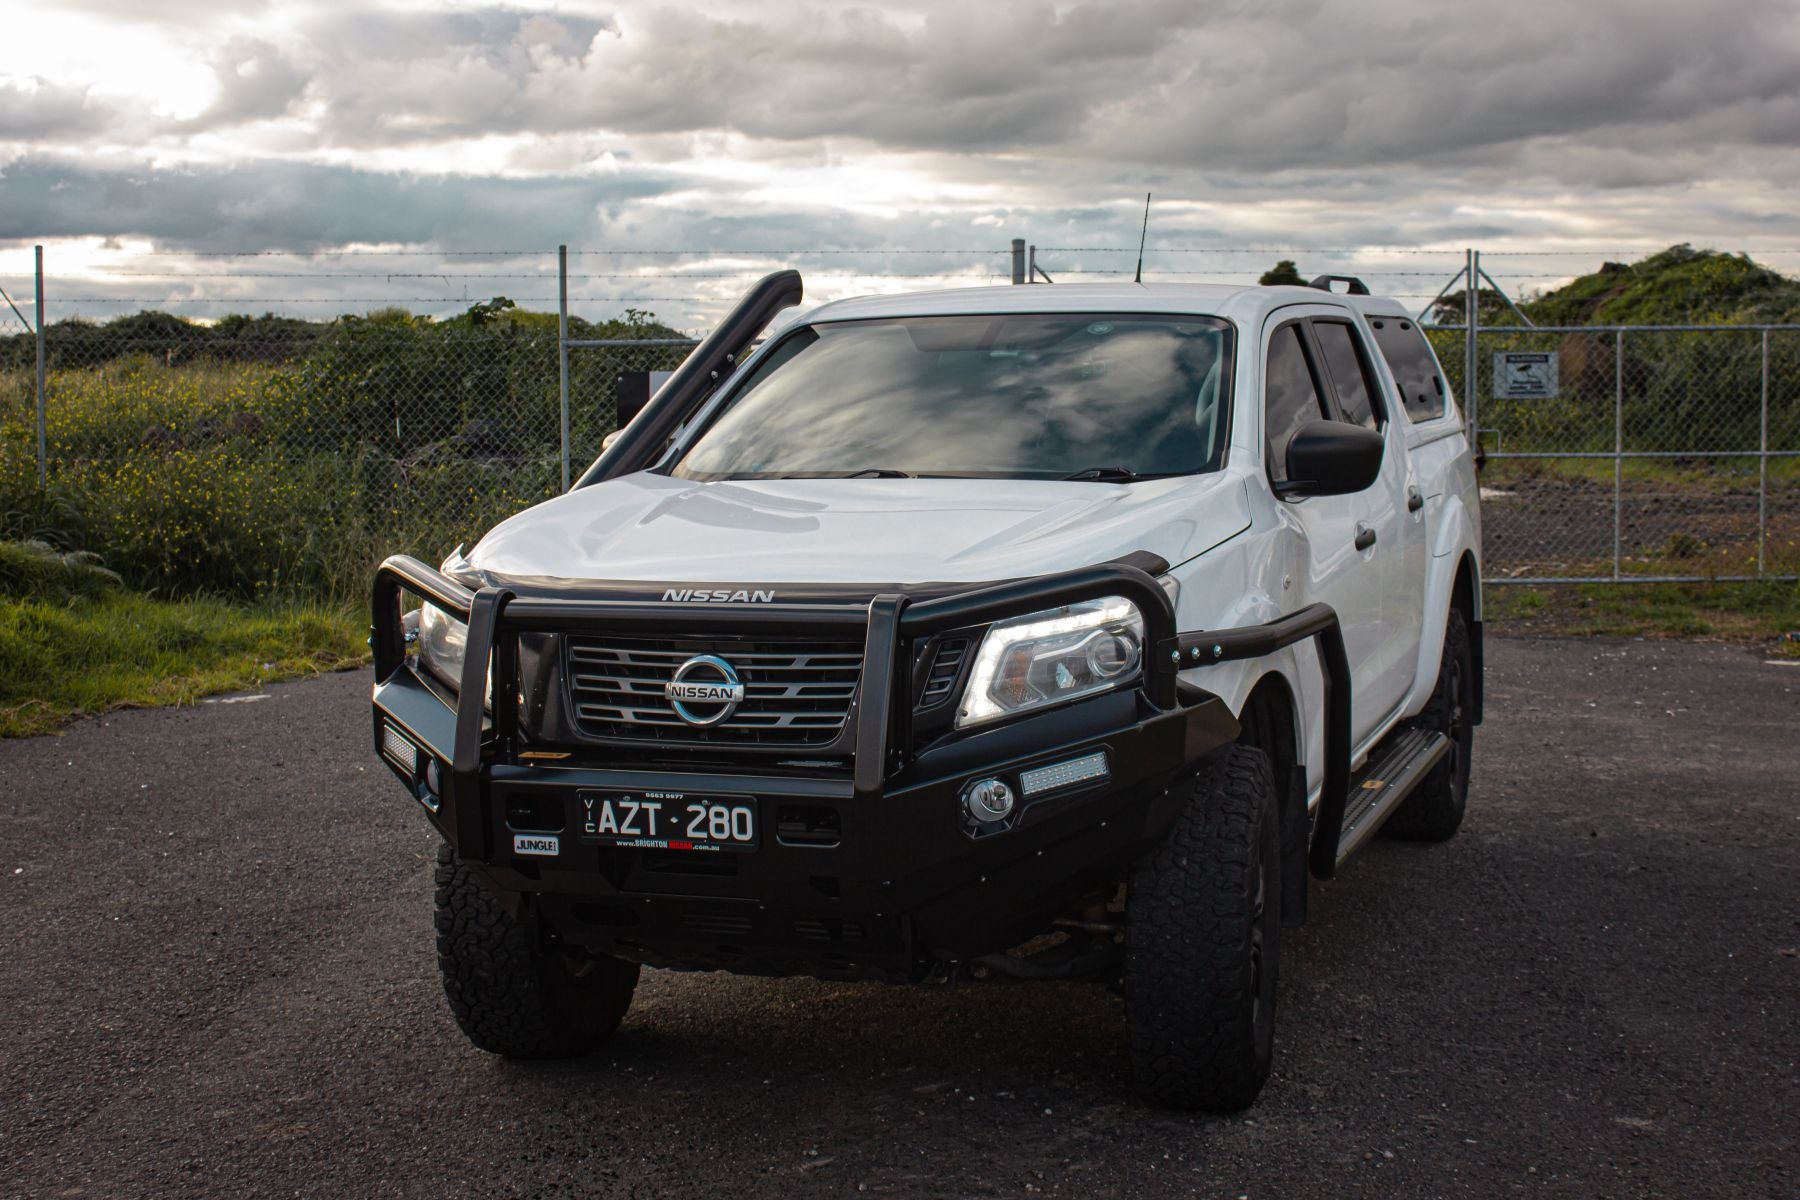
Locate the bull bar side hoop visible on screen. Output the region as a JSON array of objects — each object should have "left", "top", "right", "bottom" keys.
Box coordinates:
[{"left": 370, "top": 553, "right": 1351, "bottom": 880}]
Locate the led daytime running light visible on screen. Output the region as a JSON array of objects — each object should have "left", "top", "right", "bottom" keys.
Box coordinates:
[{"left": 957, "top": 597, "right": 1143, "bottom": 728}]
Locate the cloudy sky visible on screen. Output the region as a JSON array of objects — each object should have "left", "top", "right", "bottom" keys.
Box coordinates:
[{"left": 3, "top": 0, "right": 1799, "bottom": 329}]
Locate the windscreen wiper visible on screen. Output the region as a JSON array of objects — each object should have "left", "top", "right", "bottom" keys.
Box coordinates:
[
  {"left": 845, "top": 468, "right": 917, "bottom": 478},
  {"left": 1062, "top": 466, "right": 1141, "bottom": 482}
]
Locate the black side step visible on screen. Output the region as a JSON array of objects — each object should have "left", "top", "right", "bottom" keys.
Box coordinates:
[{"left": 1334, "top": 728, "right": 1448, "bottom": 866}]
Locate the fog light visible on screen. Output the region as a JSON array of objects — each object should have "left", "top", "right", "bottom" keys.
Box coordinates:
[
  {"left": 1019, "top": 750, "right": 1109, "bottom": 797},
  {"left": 963, "top": 777, "right": 1016, "bottom": 824},
  {"left": 421, "top": 758, "right": 443, "bottom": 813}
]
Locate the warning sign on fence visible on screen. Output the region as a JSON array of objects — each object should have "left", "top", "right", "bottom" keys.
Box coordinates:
[{"left": 1493, "top": 351, "right": 1558, "bottom": 399}]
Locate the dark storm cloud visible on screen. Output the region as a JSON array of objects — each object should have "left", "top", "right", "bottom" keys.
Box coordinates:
[
  {"left": 549, "top": 0, "right": 1800, "bottom": 177},
  {"left": 0, "top": 80, "right": 118, "bottom": 140},
  {"left": 14, "top": 1, "right": 1800, "bottom": 186},
  {"left": 104, "top": 0, "right": 1788, "bottom": 184},
  {"left": 0, "top": 155, "right": 675, "bottom": 249}
]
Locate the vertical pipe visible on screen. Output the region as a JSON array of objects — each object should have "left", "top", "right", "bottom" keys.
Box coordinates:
[
  {"left": 1759, "top": 329, "right": 1769, "bottom": 577},
  {"left": 557, "top": 244, "right": 570, "bottom": 492},
  {"left": 1011, "top": 238, "right": 1026, "bottom": 285},
  {"left": 1463, "top": 250, "right": 1477, "bottom": 446},
  {"left": 34, "top": 244, "right": 46, "bottom": 489},
  {"left": 1613, "top": 328, "right": 1624, "bottom": 581},
  {"left": 1028, "top": 245, "right": 1037, "bottom": 284}
]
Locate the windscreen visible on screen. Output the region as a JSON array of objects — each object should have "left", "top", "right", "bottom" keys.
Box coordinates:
[{"left": 669, "top": 313, "right": 1233, "bottom": 482}]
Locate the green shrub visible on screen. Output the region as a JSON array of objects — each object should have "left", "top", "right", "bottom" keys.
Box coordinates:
[{"left": 0, "top": 539, "right": 123, "bottom": 601}]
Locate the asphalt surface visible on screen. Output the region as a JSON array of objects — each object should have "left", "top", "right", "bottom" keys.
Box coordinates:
[{"left": 2, "top": 637, "right": 1797, "bottom": 1199}]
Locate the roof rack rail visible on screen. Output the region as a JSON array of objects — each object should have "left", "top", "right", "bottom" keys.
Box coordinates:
[{"left": 1308, "top": 274, "right": 1370, "bottom": 295}]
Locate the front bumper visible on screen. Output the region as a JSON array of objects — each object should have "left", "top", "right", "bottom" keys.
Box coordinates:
[{"left": 370, "top": 555, "right": 1351, "bottom": 981}]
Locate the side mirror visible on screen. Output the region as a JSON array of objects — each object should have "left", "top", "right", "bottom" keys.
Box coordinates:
[{"left": 1276, "top": 420, "right": 1383, "bottom": 497}]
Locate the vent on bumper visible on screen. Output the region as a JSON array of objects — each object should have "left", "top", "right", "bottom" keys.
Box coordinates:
[
  {"left": 566, "top": 636, "right": 863, "bottom": 747},
  {"left": 794, "top": 917, "right": 866, "bottom": 943},
  {"left": 917, "top": 636, "right": 969, "bottom": 707}
]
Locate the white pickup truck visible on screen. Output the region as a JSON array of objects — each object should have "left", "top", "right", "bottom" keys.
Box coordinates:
[{"left": 371, "top": 271, "right": 1483, "bottom": 1112}]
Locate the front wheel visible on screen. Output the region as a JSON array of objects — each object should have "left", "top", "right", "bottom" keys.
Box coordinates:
[
  {"left": 1125, "top": 744, "right": 1281, "bottom": 1112},
  {"left": 433, "top": 843, "right": 638, "bottom": 1058}
]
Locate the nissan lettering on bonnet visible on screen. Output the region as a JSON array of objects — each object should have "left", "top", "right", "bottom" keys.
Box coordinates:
[{"left": 661, "top": 588, "right": 777, "bottom": 603}]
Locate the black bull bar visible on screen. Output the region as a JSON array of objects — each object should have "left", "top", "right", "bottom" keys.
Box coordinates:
[{"left": 371, "top": 554, "right": 1355, "bottom": 883}]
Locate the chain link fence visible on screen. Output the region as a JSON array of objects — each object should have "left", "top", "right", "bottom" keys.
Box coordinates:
[
  {"left": 1429, "top": 325, "right": 1799, "bottom": 582},
  {"left": 0, "top": 313, "right": 694, "bottom": 598},
  {"left": 3, "top": 240, "right": 1798, "bottom": 601}
]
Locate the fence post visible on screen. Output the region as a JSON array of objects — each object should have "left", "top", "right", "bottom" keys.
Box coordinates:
[
  {"left": 34, "top": 244, "right": 46, "bottom": 489},
  {"left": 1613, "top": 328, "right": 1624, "bottom": 581},
  {"left": 1463, "top": 249, "right": 1477, "bottom": 446},
  {"left": 558, "top": 244, "right": 571, "bottom": 492},
  {"left": 1759, "top": 329, "right": 1769, "bottom": 577},
  {"left": 1011, "top": 239, "right": 1026, "bottom": 285}
]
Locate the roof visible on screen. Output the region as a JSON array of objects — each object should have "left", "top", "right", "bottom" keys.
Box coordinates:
[{"left": 792, "top": 280, "right": 1411, "bottom": 330}]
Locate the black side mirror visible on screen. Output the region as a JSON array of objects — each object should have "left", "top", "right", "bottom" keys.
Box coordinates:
[{"left": 1276, "top": 420, "right": 1384, "bottom": 497}]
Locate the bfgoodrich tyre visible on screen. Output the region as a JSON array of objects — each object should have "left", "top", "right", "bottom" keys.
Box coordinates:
[
  {"left": 433, "top": 843, "right": 638, "bottom": 1058},
  {"left": 1125, "top": 744, "right": 1281, "bottom": 1112}
]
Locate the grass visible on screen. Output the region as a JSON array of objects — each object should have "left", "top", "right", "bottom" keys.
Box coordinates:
[
  {"left": 3, "top": 564, "right": 1792, "bottom": 740},
  {"left": 0, "top": 590, "right": 368, "bottom": 737},
  {"left": 1484, "top": 580, "right": 1800, "bottom": 654}
]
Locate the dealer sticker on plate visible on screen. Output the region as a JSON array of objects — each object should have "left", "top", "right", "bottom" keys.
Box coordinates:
[{"left": 577, "top": 789, "right": 758, "bottom": 852}]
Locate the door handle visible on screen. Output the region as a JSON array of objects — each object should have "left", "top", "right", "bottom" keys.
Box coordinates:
[
  {"left": 1354, "top": 522, "right": 1377, "bottom": 551},
  {"left": 1407, "top": 487, "right": 1424, "bottom": 513}
]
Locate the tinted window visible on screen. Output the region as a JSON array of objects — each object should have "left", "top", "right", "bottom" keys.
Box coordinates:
[
  {"left": 671, "top": 313, "right": 1233, "bottom": 481},
  {"left": 1264, "top": 324, "right": 1325, "bottom": 482},
  {"left": 1312, "top": 320, "right": 1380, "bottom": 430},
  {"left": 1368, "top": 317, "right": 1447, "bottom": 422}
]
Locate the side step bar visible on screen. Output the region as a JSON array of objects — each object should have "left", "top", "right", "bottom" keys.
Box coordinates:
[{"left": 1334, "top": 728, "right": 1448, "bottom": 867}]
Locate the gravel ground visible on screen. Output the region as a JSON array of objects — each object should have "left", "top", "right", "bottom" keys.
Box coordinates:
[{"left": 2, "top": 636, "right": 1796, "bottom": 1199}]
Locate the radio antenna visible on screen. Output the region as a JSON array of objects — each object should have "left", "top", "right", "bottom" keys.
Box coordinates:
[{"left": 1133, "top": 192, "right": 1152, "bottom": 284}]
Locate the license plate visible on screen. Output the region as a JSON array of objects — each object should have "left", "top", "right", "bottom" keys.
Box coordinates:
[{"left": 577, "top": 789, "right": 758, "bottom": 852}]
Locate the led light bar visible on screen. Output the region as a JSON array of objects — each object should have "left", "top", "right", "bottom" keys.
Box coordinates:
[{"left": 1019, "top": 750, "right": 1110, "bottom": 797}]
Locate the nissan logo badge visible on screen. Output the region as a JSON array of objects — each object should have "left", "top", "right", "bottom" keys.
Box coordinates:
[{"left": 664, "top": 655, "right": 747, "bottom": 726}]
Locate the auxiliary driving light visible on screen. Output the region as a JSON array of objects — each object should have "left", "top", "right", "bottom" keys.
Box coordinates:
[
  {"left": 1019, "top": 750, "right": 1110, "bottom": 797},
  {"left": 381, "top": 722, "right": 419, "bottom": 775},
  {"left": 963, "top": 777, "right": 1016, "bottom": 824}
]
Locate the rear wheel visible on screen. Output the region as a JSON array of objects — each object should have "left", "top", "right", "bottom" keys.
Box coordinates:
[
  {"left": 1386, "top": 608, "right": 1474, "bottom": 842},
  {"left": 433, "top": 843, "right": 638, "bottom": 1058},
  {"left": 1125, "top": 745, "right": 1281, "bottom": 1112}
]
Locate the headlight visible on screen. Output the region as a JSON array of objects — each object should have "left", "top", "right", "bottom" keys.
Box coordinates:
[
  {"left": 417, "top": 602, "right": 469, "bottom": 691},
  {"left": 955, "top": 597, "right": 1144, "bottom": 729}
]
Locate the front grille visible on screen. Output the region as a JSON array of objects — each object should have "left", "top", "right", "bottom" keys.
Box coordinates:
[{"left": 566, "top": 636, "right": 863, "bottom": 747}]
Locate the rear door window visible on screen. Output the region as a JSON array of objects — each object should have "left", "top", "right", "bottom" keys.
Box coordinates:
[
  {"left": 1264, "top": 323, "right": 1326, "bottom": 482},
  {"left": 1367, "top": 316, "right": 1448, "bottom": 422},
  {"left": 1311, "top": 320, "right": 1382, "bottom": 431}
]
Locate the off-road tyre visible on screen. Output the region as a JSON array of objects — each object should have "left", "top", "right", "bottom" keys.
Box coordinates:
[
  {"left": 433, "top": 842, "right": 638, "bottom": 1058},
  {"left": 1125, "top": 744, "right": 1281, "bottom": 1113},
  {"left": 1386, "top": 608, "right": 1474, "bottom": 842}
]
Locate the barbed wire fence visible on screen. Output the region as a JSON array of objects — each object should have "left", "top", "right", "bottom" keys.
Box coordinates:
[{"left": 0, "top": 241, "right": 1795, "bottom": 600}]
